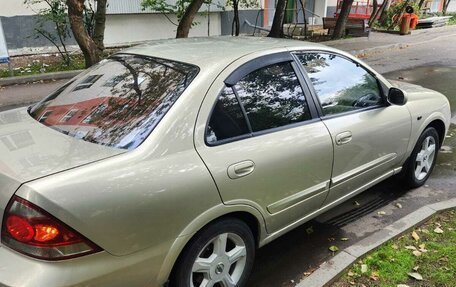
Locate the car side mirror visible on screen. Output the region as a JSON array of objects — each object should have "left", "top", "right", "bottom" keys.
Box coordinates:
[{"left": 387, "top": 88, "right": 406, "bottom": 105}]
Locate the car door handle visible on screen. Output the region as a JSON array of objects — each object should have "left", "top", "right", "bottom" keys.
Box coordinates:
[
  {"left": 335, "top": 131, "right": 352, "bottom": 145},
  {"left": 227, "top": 160, "right": 255, "bottom": 179}
]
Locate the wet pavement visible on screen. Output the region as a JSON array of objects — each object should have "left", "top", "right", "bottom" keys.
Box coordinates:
[
  {"left": 385, "top": 66, "right": 456, "bottom": 121},
  {"left": 247, "top": 65, "right": 456, "bottom": 287}
]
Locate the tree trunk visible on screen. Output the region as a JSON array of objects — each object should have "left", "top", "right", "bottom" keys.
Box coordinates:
[
  {"left": 418, "top": 0, "right": 426, "bottom": 9},
  {"left": 379, "top": 0, "right": 392, "bottom": 26},
  {"left": 298, "top": 0, "right": 307, "bottom": 38},
  {"left": 368, "top": 0, "right": 379, "bottom": 26},
  {"left": 232, "top": 0, "right": 240, "bottom": 36},
  {"left": 93, "top": 0, "right": 107, "bottom": 56},
  {"left": 443, "top": 0, "right": 451, "bottom": 14},
  {"left": 268, "top": 0, "right": 288, "bottom": 38},
  {"left": 176, "top": 0, "right": 206, "bottom": 38},
  {"left": 332, "top": 0, "right": 355, "bottom": 39},
  {"left": 67, "top": 0, "right": 100, "bottom": 68}
]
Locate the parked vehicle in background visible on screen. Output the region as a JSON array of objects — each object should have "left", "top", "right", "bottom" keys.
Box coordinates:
[{"left": 0, "top": 37, "right": 450, "bottom": 287}]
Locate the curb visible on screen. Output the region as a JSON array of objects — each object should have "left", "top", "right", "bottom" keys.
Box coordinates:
[
  {"left": 0, "top": 70, "right": 82, "bottom": 86},
  {"left": 296, "top": 196, "right": 456, "bottom": 287}
]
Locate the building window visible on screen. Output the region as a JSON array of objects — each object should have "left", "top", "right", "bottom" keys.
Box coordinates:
[
  {"left": 39, "top": 110, "right": 53, "bottom": 123},
  {"left": 60, "top": 109, "right": 79, "bottom": 123}
]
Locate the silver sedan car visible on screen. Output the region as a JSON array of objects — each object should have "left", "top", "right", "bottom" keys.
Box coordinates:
[{"left": 0, "top": 37, "right": 450, "bottom": 287}]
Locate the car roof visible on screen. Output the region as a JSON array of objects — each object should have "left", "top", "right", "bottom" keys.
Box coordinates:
[{"left": 122, "top": 36, "right": 326, "bottom": 70}]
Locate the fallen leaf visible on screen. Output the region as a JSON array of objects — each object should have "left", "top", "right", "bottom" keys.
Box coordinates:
[
  {"left": 361, "top": 264, "right": 368, "bottom": 273},
  {"left": 397, "top": 284, "right": 410, "bottom": 287},
  {"left": 434, "top": 227, "right": 444, "bottom": 234},
  {"left": 412, "top": 231, "right": 420, "bottom": 241},
  {"left": 370, "top": 271, "right": 379, "bottom": 281},
  {"left": 419, "top": 244, "right": 425, "bottom": 249},
  {"left": 395, "top": 203, "right": 403, "bottom": 209},
  {"left": 405, "top": 245, "right": 417, "bottom": 250},
  {"left": 303, "top": 272, "right": 312, "bottom": 276},
  {"left": 408, "top": 272, "right": 423, "bottom": 281},
  {"left": 413, "top": 266, "right": 420, "bottom": 271},
  {"left": 329, "top": 245, "right": 339, "bottom": 252},
  {"left": 348, "top": 271, "right": 355, "bottom": 277},
  {"left": 378, "top": 211, "right": 386, "bottom": 215},
  {"left": 349, "top": 282, "right": 356, "bottom": 285},
  {"left": 413, "top": 250, "right": 422, "bottom": 257},
  {"left": 392, "top": 244, "right": 399, "bottom": 250},
  {"left": 354, "top": 201, "right": 360, "bottom": 206},
  {"left": 341, "top": 237, "right": 349, "bottom": 241}
]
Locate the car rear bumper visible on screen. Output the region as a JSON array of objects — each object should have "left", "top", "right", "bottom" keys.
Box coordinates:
[{"left": 0, "top": 244, "right": 167, "bottom": 287}]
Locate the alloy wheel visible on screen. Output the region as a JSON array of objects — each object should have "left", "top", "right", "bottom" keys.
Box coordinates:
[
  {"left": 191, "top": 233, "right": 247, "bottom": 287},
  {"left": 414, "top": 135, "right": 436, "bottom": 181}
]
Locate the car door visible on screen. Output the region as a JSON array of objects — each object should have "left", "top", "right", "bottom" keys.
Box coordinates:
[
  {"left": 294, "top": 52, "right": 412, "bottom": 205},
  {"left": 194, "top": 54, "right": 333, "bottom": 233}
]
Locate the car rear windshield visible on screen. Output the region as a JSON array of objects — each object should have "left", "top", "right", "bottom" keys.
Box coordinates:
[{"left": 29, "top": 54, "right": 198, "bottom": 150}]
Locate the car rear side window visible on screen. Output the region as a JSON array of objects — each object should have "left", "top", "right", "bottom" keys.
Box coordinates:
[
  {"left": 234, "top": 62, "right": 311, "bottom": 132},
  {"left": 206, "top": 87, "right": 250, "bottom": 144},
  {"left": 296, "top": 53, "right": 382, "bottom": 116}
]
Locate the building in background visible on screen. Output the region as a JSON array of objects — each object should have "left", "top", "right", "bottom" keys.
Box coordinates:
[
  {"left": 0, "top": 0, "right": 335, "bottom": 51},
  {"left": 2, "top": 0, "right": 453, "bottom": 51}
]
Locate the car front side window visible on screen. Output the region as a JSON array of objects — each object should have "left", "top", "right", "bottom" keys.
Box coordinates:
[{"left": 296, "top": 53, "right": 383, "bottom": 116}]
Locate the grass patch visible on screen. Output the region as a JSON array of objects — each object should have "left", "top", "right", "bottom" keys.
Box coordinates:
[
  {"left": 0, "top": 54, "right": 85, "bottom": 78},
  {"left": 448, "top": 13, "right": 456, "bottom": 26},
  {"left": 332, "top": 209, "right": 456, "bottom": 287}
]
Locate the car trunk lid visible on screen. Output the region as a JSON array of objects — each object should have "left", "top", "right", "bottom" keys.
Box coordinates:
[{"left": 0, "top": 108, "right": 125, "bottom": 227}]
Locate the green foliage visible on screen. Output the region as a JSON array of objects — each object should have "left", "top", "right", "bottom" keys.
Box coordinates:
[
  {"left": 383, "top": 0, "right": 421, "bottom": 29},
  {"left": 24, "top": 0, "right": 72, "bottom": 65},
  {"left": 141, "top": 0, "right": 204, "bottom": 26},
  {"left": 0, "top": 55, "right": 85, "bottom": 78},
  {"left": 450, "top": 13, "right": 456, "bottom": 25},
  {"left": 224, "top": 0, "right": 259, "bottom": 10}
]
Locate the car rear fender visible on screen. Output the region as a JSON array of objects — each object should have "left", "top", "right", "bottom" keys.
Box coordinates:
[{"left": 156, "top": 203, "right": 266, "bottom": 285}]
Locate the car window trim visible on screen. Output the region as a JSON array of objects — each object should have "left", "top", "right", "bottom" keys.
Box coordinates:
[
  {"left": 320, "top": 104, "right": 386, "bottom": 120},
  {"left": 224, "top": 52, "right": 294, "bottom": 87},
  {"left": 289, "top": 60, "right": 320, "bottom": 119},
  {"left": 232, "top": 85, "right": 253, "bottom": 133},
  {"left": 290, "top": 50, "right": 388, "bottom": 118}
]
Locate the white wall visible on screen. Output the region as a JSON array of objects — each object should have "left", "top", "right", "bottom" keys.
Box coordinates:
[
  {"left": 104, "top": 13, "right": 222, "bottom": 46},
  {"left": 1, "top": 0, "right": 46, "bottom": 16},
  {"left": 314, "top": 0, "right": 328, "bottom": 24},
  {"left": 448, "top": 1, "right": 456, "bottom": 12}
]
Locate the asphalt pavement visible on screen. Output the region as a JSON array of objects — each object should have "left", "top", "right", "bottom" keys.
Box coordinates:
[{"left": 0, "top": 79, "right": 66, "bottom": 112}]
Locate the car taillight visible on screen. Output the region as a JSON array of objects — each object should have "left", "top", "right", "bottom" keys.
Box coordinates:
[{"left": 1, "top": 196, "right": 101, "bottom": 260}]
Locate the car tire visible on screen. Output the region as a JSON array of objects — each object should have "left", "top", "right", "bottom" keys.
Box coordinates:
[
  {"left": 403, "top": 127, "right": 439, "bottom": 188},
  {"left": 170, "top": 218, "right": 255, "bottom": 287}
]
